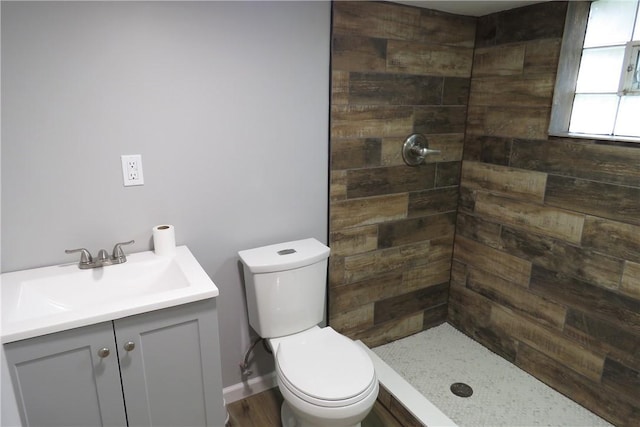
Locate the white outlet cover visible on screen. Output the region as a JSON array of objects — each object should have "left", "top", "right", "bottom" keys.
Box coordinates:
[{"left": 121, "top": 154, "right": 144, "bottom": 186}]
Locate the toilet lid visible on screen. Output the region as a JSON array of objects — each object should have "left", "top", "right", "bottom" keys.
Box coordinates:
[{"left": 275, "top": 327, "right": 375, "bottom": 403}]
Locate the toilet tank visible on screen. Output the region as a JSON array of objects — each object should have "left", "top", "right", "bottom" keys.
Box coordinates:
[{"left": 238, "top": 238, "right": 330, "bottom": 338}]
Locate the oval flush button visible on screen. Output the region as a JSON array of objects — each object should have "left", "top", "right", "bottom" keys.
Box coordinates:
[{"left": 277, "top": 249, "right": 296, "bottom": 255}]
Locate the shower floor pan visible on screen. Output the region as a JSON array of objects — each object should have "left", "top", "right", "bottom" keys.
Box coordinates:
[{"left": 368, "top": 323, "right": 612, "bottom": 427}]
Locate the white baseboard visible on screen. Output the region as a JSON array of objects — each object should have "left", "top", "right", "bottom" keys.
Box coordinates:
[{"left": 223, "top": 371, "right": 278, "bottom": 404}]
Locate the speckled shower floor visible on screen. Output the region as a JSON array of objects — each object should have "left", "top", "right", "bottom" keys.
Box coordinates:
[{"left": 373, "top": 323, "right": 612, "bottom": 427}]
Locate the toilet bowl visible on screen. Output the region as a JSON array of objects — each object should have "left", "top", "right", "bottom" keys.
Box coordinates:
[
  {"left": 238, "top": 238, "right": 379, "bottom": 427},
  {"left": 270, "top": 327, "right": 378, "bottom": 427}
]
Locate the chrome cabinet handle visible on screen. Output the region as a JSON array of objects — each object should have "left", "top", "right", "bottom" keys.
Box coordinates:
[
  {"left": 123, "top": 341, "right": 135, "bottom": 352},
  {"left": 97, "top": 347, "right": 110, "bottom": 358}
]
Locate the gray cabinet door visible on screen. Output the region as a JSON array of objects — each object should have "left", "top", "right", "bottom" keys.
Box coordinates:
[
  {"left": 114, "top": 299, "right": 226, "bottom": 427},
  {"left": 3, "top": 322, "right": 127, "bottom": 427}
]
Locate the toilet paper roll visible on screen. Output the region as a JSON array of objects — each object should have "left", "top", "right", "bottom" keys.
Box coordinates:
[{"left": 153, "top": 224, "right": 176, "bottom": 256}]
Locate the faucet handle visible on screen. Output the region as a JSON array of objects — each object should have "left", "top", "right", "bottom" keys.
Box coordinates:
[
  {"left": 112, "top": 240, "right": 135, "bottom": 261},
  {"left": 97, "top": 249, "right": 110, "bottom": 262},
  {"left": 65, "top": 248, "right": 93, "bottom": 265}
]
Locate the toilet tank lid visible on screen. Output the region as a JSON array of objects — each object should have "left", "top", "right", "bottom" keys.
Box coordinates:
[{"left": 238, "top": 238, "right": 330, "bottom": 274}]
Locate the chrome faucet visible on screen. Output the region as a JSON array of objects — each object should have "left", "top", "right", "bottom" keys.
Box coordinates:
[{"left": 66, "top": 240, "right": 135, "bottom": 269}]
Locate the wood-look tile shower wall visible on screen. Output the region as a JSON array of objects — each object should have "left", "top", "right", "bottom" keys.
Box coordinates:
[
  {"left": 450, "top": 2, "right": 640, "bottom": 425},
  {"left": 328, "top": 1, "right": 475, "bottom": 347}
]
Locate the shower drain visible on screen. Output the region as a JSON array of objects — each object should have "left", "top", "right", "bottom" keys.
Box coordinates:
[{"left": 450, "top": 382, "right": 473, "bottom": 398}]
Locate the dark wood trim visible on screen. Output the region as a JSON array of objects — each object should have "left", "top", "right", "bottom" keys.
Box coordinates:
[{"left": 548, "top": 1, "right": 591, "bottom": 135}]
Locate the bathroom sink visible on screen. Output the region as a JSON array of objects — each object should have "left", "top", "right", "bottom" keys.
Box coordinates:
[
  {"left": 16, "top": 257, "right": 189, "bottom": 312},
  {"left": 1, "top": 246, "right": 218, "bottom": 343}
]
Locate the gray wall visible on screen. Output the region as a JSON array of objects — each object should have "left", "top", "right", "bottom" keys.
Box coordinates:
[{"left": 1, "top": 1, "right": 330, "bottom": 423}]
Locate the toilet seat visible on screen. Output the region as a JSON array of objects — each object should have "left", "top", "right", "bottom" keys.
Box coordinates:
[{"left": 274, "top": 327, "right": 377, "bottom": 408}]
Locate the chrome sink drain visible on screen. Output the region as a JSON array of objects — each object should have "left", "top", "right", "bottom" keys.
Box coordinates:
[{"left": 450, "top": 382, "right": 473, "bottom": 397}]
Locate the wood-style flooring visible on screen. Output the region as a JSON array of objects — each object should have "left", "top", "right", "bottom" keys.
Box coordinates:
[
  {"left": 227, "top": 388, "right": 284, "bottom": 426},
  {"left": 226, "top": 387, "right": 404, "bottom": 427}
]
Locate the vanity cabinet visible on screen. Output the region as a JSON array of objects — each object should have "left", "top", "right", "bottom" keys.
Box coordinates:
[
  {"left": 4, "top": 321, "right": 127, "bottom": 426},
  {"left": 4, "top": 298, "right": 226, "bottom": 427}
]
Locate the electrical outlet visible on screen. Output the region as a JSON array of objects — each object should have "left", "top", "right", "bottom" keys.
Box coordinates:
[{"left": 121, "top": 154, "right": 144, "bottom": 186}]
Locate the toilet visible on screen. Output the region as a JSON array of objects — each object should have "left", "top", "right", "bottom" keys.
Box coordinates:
[{"left": 238, "top": 238, "right": 378, "bottom": 427}]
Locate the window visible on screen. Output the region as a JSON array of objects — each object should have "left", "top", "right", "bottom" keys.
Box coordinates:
[{"left": 550, "top": 0, "right": 640, "bottom": 141}]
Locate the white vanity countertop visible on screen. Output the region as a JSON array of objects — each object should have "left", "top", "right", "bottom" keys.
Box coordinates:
[{"left": 1, "top": 246, "right": 218, "bottom": 343}]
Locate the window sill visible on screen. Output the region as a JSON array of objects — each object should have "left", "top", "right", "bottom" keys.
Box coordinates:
[{"left": 549, "top": 131, "right": 640, "bottom": 144}]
